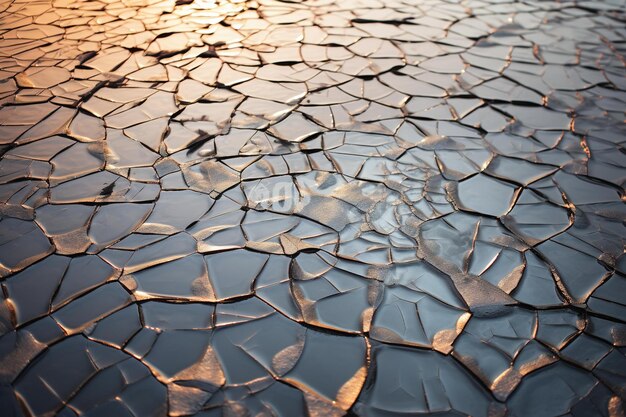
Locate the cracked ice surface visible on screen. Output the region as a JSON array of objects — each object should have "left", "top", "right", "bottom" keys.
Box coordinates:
[{"left": 0, "top": 0, "right": 625, "bottom": 415}]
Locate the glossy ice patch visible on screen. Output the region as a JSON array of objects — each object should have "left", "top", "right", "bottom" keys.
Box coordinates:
[{"left": 0, "top": 0, "right": 625, "bottom": 416}]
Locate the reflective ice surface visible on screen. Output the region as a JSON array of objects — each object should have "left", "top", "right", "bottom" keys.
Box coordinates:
[{"left": 0, "top": 0, "right": 625, "bottom": 415}]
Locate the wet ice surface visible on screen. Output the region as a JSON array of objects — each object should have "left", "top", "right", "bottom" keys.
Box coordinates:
[{"left": 0, "top": 0, "right": 625, "bottom": 415}]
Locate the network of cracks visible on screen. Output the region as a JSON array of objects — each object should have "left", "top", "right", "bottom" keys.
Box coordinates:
[{"left": 0, "top": 0, "right": 625, "bottom": 416}]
